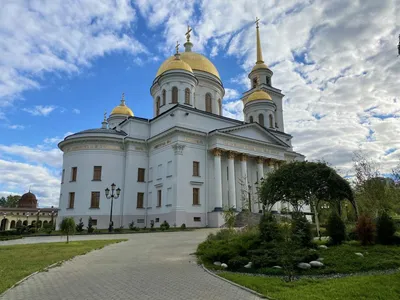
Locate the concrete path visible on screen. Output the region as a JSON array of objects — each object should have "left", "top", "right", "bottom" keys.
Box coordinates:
[{"left": 1, "top": 230, "right": 261, "bottom": 300}]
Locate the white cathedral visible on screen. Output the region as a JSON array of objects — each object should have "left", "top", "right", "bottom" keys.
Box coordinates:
[{"left": 57, "top": 23, "right": 306, "bottom": 229}]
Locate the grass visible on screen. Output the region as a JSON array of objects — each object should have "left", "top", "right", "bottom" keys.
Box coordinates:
[
  {"left": 0, "top": 239, "right": 126, "bottom": 294},
  {"left": 220, "top": 272, "right": 400, "bottom": 300}
]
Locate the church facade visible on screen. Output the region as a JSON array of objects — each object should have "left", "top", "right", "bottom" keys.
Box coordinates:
[{"left": 57, "top": 23, "right": 306, "bottom": 229}]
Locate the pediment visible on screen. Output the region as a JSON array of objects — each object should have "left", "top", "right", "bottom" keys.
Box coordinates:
[{"left": 217, "top": 123, "right": 289, "bottom": 147}]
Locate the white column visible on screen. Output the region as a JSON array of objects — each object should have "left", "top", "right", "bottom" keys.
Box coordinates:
[
  {"left": 257, "top": 157, "right": 264, "bottom": 181},
  {"left": 240, "top": 154, "right": 248, "bottom": 210},
  {"left": 256, "top": 157, "right": 264, "bottom": 212},
  {"left": 228, "top": 152, "right": 236, "bottom": 209},
  {"left": 213, "top": 149, "right": 223, "bottom": 210}
]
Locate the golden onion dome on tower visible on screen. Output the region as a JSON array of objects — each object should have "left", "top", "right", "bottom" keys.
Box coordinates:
[
  {"left": 158, "top": 46, "right": 193, "bottom": 76},
  {"left": 110, "top": 93, "right": 134, "bottom": 117},
  {"left": 245, "top": 90, "right": 273, "bottom": 104}
]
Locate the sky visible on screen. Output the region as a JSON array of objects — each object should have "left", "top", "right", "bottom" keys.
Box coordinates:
[{"left": 0, "top": 0, "right": 399, "bottom": 207}]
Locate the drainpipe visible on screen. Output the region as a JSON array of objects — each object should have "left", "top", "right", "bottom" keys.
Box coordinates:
[{"left": 145, "top": 137, "right": 150, "bottom": 228}]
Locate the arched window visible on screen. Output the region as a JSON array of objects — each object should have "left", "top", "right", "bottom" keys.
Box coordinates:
[
  {"left": 10, "top": 220, "right": 16, "bottom": 229},
  {"left": 172, "top": 87, "right": 178, "bottom": 104},
  {"left": 17, "top": 220, "right": 22, "bottom": 227},
  {"left": 37, "top": 220, "right": 42, "bottom": 228},
  {"left": 205, "top": 93, "right": 212, "bottom": 113},
  {"left": 185, "top": 88, "right": 190, "bottom": 104},
  {"left": 266, "top": 77, "right": 271, "bottom": 86},
  {"left": 258, "top": 114, "right": 265, "bottom": 127},
  {"left": 269, "top": 114, "right": 274, "bottom": 128},
  {"left": 156, "top": 98, "right": 160, "bottom": 116},
  {"left": 218, "top": 99, "right": 222, "bottom": 115},
  {"left": 162, "top": 90, "right": 166, "bottom": 105},
  {"left": 249, "top": 116, "right": 254, "bottom": 123},
  {"left": 252, "top": 77, "right": 257, "bottom": 88},
  {"left": 23, "top": 220, "right": 27, "bottom": 226}
]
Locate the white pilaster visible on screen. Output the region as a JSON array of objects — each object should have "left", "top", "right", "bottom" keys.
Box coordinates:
[
  {"left": 257, "top": 157, "right": 264, "bottom": 181},
  {"left": 240, "top": 154, "right": 248, "bottom": 210},
  {"left": 213, "top": 149, "right": 223, "bottom": 210},
  {"left": 228, "top": 152, "right": 236, "bottom": 209}
]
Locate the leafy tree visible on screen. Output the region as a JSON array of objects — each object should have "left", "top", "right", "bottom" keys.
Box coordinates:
[
  {"left": 0, "top": 195, "right": 20, "bottom": 208},
  {"left": 376, "top": 211, "right": 396, "bottom": 245},
  {"left": 259, "top": 213, "right": 281, "bottom": 243},
  {"left": 326, "top": 212, "right": 346, "bottom": 245},
  {"left": 222, "top": 206, "right": 237, "bottom": 230},
  {"left": 60, "top": 217, "right": 75, "bottom": 243}
]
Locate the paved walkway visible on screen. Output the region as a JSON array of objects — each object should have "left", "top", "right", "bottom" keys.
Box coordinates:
[{"left": 1, "top": 230, "right": 261, "bottom": 300}]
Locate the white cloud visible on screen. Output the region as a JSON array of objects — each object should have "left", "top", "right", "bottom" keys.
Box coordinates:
[
  {"left": 0, "top": 0, "right": 147, "bottom": 108},
  {"left": 23, "top": 105, "right": 57, "bottom": 116},
  {"left": 72, "top": 108, "right": 80, "bottom": 114},
  {"left": 7, "top": 124, "right": 25, "bottom": 130},
  {"left": 224, "top": 88, "right": 241, "bottom": 100}
]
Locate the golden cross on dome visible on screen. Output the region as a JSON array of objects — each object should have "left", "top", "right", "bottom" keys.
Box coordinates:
[
  {"left": 175, "top": 41, "right": 180, "bottom": 54},
  {"left": 121, "top": 92, "right": 125, "bottom": 100},
  {"left": 185, "top": 25, "right": 192, "bottom": 42},
  {"left": 255, "top": 17, "right": 260, "bottom": 28}
]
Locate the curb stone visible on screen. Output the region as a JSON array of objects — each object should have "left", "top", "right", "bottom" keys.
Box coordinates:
[{"left": 201, "top": 264, "right": 269, "bottom": 299}]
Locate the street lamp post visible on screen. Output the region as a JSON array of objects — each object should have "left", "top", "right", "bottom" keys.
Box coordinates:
[
  {"left": 26, "top": 212, "right": 29, "bottom": 227},
  {"left": 36, "top": 209, "right": 41, "bottom": 232},
  {"left": 105, "top": 183, "right": 121, "bottom": 233}
]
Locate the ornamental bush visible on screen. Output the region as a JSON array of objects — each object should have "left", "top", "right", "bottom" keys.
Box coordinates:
[
  {"left": 160, "top": 220, "right": 170, "bottom": 231},
  {"left": 76, "top": 218, "right": 84, "bottom": 232},
  {"left": 326, "top": 212, "right": 346, "bottom": 245},
  {"left": 87, "top": 217, "right": 94, "bottom": 234},
  {"left": 259, "top": 213, "right": 281, "bottom": 243},
  {"left": 356, "top": 214, "right": 376, "bottom": 246},
  {"left": 291, "top": 213, "right": 313, "bottom": 248},
  {"left": 376, "top": 211, "right": 396, "bottom": 245}
]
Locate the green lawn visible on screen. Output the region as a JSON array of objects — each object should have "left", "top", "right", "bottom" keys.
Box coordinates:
[
  {"left": 0, "top": 239, "right": 126, "bottom": 294},
  {"left": 220, "top": 272, "right": 400, "bottom": 300}
]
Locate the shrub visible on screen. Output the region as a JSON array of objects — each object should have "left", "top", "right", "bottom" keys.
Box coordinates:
[
  {"left": 356, "top": 214, "right": 376, "bottom": 246},
  {"left": 60, "top": 217, "right": 76, "bottom": 243},
  {"left": 42, "top": 223, "right": 53, "bottom": 235},
  {"left": 87, "top": 217, "right": 94, "bottom": 234},
  {"left": 326, "top": 212, "right": 346, "bottom": 245},
  {"left": 180, "top": 223, "right": 186, "bottom": 230},
  {"left": 376, "top": 211, "right": 396, "bottom": 245},
  {"left": 259, "top": 213, "right": 281, "bottom": 243},
  {"left": 160, "top": 221, "right": 170, "bottom": 231},
  {"left": 129, "top": 220, "right": 136, "bottom": 231},
  {"left": 114, "top": 226, "right": 123, "bottom": 233},
  {"left": 291, "top": 213, "right": 313, "bottom": 248},
  {"left": 76, "top": 218, "right": 84, "bottom": 232},
  {"left": 227, "top": 256, "right": 250, "bottom": 270},
  {"left": 347, "top": 229, "right": 358, "bottom": 241},
  {"left": 28, "top": 227, "right": 36, "bottom": 234},
  {"left": 207, "top": 229, "right": 234, "bottom": 242}
]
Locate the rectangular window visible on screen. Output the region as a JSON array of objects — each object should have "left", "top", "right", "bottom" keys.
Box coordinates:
[
  {"left": 137, "top": 192, "right": 144, "bottom": 208},
  {"left": 61, "top": 169, "right": 65, "bottom": 183},
  {"left": 194, "top": 217, "right": 201, "bottom": 222},
  {"left": 138, "top": 168, "right": 145, "bottom": 182},
  {"left": 157, "top": 164, "right": 162, "bottom": 179},
  {"left": 90, "top": 191, "right": 100, "bottom": 208},
  {"left": 155, "top": 218, "right": 160, "bottom": 223},
  {"left": 167, "top": 160, "right": 172, "bottom": 176},
  {"left": 193, "top": 188, "right": 200, "bottom": 205},
  {"left": 137, "top": 219, "right": 144, "bottom": 224},
  {"left": 157, "top": 190, "right": 162, "bottom": 207},
  {"left": 68, "top": 192, "right": 75, "bottom": 209},
  {"left": 193, "top": 161, "right": 200, "bottom": 176},
  {"left": 91, "top": 219, "right": 98, "bottom": 226},
  {"left": 71, "top": 167, "right": 77, "bottom": 182},
  {"left": 93, "top": 166, "right": 102, "bottom": 181}
]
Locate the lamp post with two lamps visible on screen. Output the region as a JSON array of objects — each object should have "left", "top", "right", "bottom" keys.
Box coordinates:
[{"left": 105, "top": 183, "right": 121, "bottom": 233}]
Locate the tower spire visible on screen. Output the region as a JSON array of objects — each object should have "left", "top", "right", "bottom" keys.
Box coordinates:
[{"left": 255, "top": 17, "right": 264, "bottom": 64}]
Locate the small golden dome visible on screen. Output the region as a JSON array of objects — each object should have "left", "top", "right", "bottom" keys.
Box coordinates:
[
  {"left": 110, "top": 94, "right": 134, "bottom": 117},
  {"left": 156, "top": 51, "right": 220, "bottom": 79},
  {"left": 251, "top": 62, "right": 269, "bottom": 72},
  {"left": 245, "top": 90, "right": 273, "bottom": 104},
  {"left": 160, "top": 56, "right": 193, "bottom": 75}
]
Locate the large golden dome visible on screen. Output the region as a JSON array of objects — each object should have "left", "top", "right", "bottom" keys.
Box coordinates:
[
  {"left": 244, "top": 90, "right": 273, "bottom": 104},
  {"left": 110, "top": 94, "right": 134, "bottom": 117},
  {"left": 156, "top": 51, "right": 220, "bottom": 79},
  {"left": 159, "top": 55, "right": 193, "bottom": 75}
]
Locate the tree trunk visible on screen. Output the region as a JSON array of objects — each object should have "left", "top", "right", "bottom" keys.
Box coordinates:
[{"left": 313, "top": 202, "right": 321, "bottom": 238}]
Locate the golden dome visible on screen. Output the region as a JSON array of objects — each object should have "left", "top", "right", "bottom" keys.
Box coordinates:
[
  {"left": 156, "top": 51, "right": 220, "bottom": 79},
  {"left": 159, "top": 56, "right": 193, "bottom": 75},
  {"left": 245, "top": 90, "right": 273, "bottom": 104},
  {"left": 110, "top": 94, "right": 134, "bottom": 117}
]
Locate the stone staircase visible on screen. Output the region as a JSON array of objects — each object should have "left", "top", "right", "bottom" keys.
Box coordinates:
[{"left": 233, "top": 211, "right": 262, "bottom": 228}]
